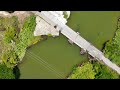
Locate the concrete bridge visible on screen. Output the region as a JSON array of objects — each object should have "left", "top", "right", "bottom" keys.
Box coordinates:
[{"left": 32, "top": 11, "right": 120, "bottom": 75}]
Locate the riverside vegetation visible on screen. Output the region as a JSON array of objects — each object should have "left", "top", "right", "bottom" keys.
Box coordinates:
[
  {"left": 69, "top": 18, "right": 120, "bottom": 79},
  {"left": 68, "top": 61, "right": 120, "bottom": 79},
  {"left": 0, "top": 14, "right": 42, "bottom": 79},
  {"left": 103, "top": 19, "right": 120, "bottom": 66}
]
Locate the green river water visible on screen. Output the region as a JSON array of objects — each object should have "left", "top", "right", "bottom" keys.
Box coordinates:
[{"left": 19, "top": 11, "right": 120, "bottom": 79}]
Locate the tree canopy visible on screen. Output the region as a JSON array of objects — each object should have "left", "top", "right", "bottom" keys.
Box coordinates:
[
  {"left": 69, "top": 62, "right": 96, "bottom": 79},
  {"left": 0, "top": 64, "right": 15, "bottom": 79},
  {"left": 0, "top": 14, "right": 42, "bottom": 68},
  {"left": 103, "top": 21, "right": 120, "bottom": 66},
  {"left": 69, "top": 61, "right": 120, "bottom": 79}
]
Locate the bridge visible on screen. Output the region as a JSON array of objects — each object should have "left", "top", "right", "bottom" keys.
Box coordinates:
[{"left": 32, "top": 11, "right": 120, "bottom": 75}]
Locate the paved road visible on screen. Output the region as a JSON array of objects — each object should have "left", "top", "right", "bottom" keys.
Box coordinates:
[{"left": 32, "top": 11, "right": 120, "bottom": 75}]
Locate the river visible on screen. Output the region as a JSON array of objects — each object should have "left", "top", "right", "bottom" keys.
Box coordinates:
[{"left": 19, "top": 11, "right": 120, "bottom": 79}]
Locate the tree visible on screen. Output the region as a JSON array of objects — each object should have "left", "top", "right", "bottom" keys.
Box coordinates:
[
  {"left": 3, "top": 16, "right": 19, "bottom": 44},
  {"left": 103, "top": 20, "right": 120, "bottom": 66},
  {"left": 68, "top": 61, "right": 120, "bottom": 79},
  {"left": 2, "top": 49, "right": 19, "bottom": 68},
  {"left": 1, "top": 14, "right": 42, "bottom": 68},
  {"left": 0, "top": 64, "right": 15, "bottom": 79},
  {"left": 93, "top": 61, "right": 119, "bottom": 79},
  {"left": 103, "top": 28, "right": 120, "bottom": 66},
  {"left": 69, "top": 62, "right": 96, "bottom": 79}
]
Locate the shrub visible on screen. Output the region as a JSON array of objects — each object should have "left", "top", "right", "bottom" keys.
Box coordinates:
[
  {"left": 103, "top": 23, "right": 120, "bottom": 66},
  {"left": 1, "top": 14, "right": 42, "bottom": 68},
  {"left": 3, "top": 16, "right": 19, "bottom": 44},
  {"left": 69, "top": 61, "right": 120, "bottom": 79},
  {"left": 93, "top": 61, "right": 119, "bottom": 79},
  {"left": 69, "top": 62, "right": 96, "bottom": 79},
  {"left": 15, "top": 14, "right": 42, "bottom": 61}
]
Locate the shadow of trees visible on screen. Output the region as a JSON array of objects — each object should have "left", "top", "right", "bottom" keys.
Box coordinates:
[{"left": 13, "top": 66, "right": 20, "bottom": 79}]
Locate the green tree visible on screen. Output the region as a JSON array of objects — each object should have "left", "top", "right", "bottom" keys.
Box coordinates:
[
  {"left": 3, "top": 16, "right": 19, "bottom": 43},
  {"left": 93, "top": 62, "right": 119, "bottom": 79},
  {"left": 0, "top": 64, "right": 15, "bottom": 79},
  {"left": 1, "top": 49, "right": 18, "bottom": 68},
  {"left": 103, "top": 28, "right": 120, "bottom": 65},
  {"left": 1, "top": 14, "right": 42, "bottom": 68},
  {"left": 69, "top": 62, "right": 96, "bottom": 79},
  {"left": 69, "top": 61, "right": 120, "bottom": 79}
]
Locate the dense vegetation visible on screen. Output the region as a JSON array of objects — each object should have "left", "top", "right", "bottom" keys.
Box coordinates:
[
  {"left": 93, "top": 61, "right": 119, "bottom": 79},
  {"left": 68, "top": 61, "right": 120, "bottom": 79},
  {"left": 0, "top": 64, "right": 15, "bottom": 79},
  {"left": 0, "top": 13, "right": 42, "bottom": 79},
  {"left": 63, "top": 11, "right": 69, "bottom": 19},
  {"left": 0, "top": 64, "right": 20, "bottom": 79},
  {"left": 0, "top": 14, "right": 42, "bottom": 68},
  {"left": 15, "top": 14, "right": 42, "bottom": 63},
  {"left": 68, "top": 62, "right": 96, "bottom": 79},
  {"left": 103, "top": 20, "right": 120, "bottom": 66}
]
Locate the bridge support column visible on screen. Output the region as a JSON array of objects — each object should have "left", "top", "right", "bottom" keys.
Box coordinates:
[
  {"left": 80, "top": 48, "right": 86, "bottom": 55},
  {"left": 88, "top": 54, "right": 96, "bottom": 61},
  {"left": 68, "top": 39, "right": 74, "bottom": 44}
]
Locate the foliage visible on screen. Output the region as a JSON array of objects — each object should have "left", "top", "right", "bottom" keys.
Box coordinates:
[
  {"left": 63, "top": 11, "right": 68, "bottom": 19},
  {"left": 69, "top": 62, "right": 96, "bottom": 79},
  {"left": 15, "top": 14, "right": 42, "bottom": 60},
  {"left": 103, "top": 21, "right": 120, "bottom": 66},
  {"left": 2, "top": 48, "right": 18, "bottom": 68},
  {"left": 3, "top": 16, "right": 19, "bottom": 43},
  {"left": 48, "top": 34, "right": 52, "bottom": 37},
  {"left": 0, "top": 64, "right": 15, "bottom": 79},
  {"left": 18, "top": 14, "right": 37, "bottom": 46},
  {"left": 0, "top": 16, "right": 19, "bottom": 67},
  {"left": 93, "top": 61, "right": 119, "bottom": 79},
  {"left": 0, "top": 13, "right": 43, "bottom": 79},
  {"left": 69, "top": 61, "right": 120, "bottom": 79},
  {"left": 0, "top": 14, "right": 42, "bottom": 68}
]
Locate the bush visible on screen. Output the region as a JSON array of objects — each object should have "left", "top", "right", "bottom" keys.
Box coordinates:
[
  {"left": 3, "top": 16, "right": 19, "bottom": 44},
  {"left": 1, "top": 14, "right": 42, "bottom": 68},
  {"left": 1, "top": 49, "right": 18, "bottom": 68},
  {"left": 69, "top": 61, "right": 120, "bottom": 79},
  {"left": 103, "top": 21, "right": 120, "bottom": 66},
  {"left": 18, "top": 14, "right": 37, "bottom": 46},
  {"left": 69, "top": 62, "right": 96, "bottom": 79},
  {"left": 63, "top": 11, "right": 68, "bottom": 19},
  {"left": 0, "top": 64, "right": 15, "bottom": 79},
  {"left": 93, "top": 61, "right": 119, "bottom": 79},
  {"left": 0, "top": 13, "right": 42, "bottom": 79},
  {"left": 15, "top": 14, "right": 42, "bottom": 61}
]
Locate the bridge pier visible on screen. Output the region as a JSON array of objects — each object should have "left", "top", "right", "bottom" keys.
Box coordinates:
[
  {"left": 68, "top": 39, "right": 74, "bottom": 44},
  {"left": 80, "top": 48, "right": 86, "bottom": 55},
  {"left": 88, "top": 54, "right": 96, "bottom": 61}
]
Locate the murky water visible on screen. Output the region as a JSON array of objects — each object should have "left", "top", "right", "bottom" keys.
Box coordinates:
[{"left": 19, "top": 11, "right": 120, "bottom": 79}]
